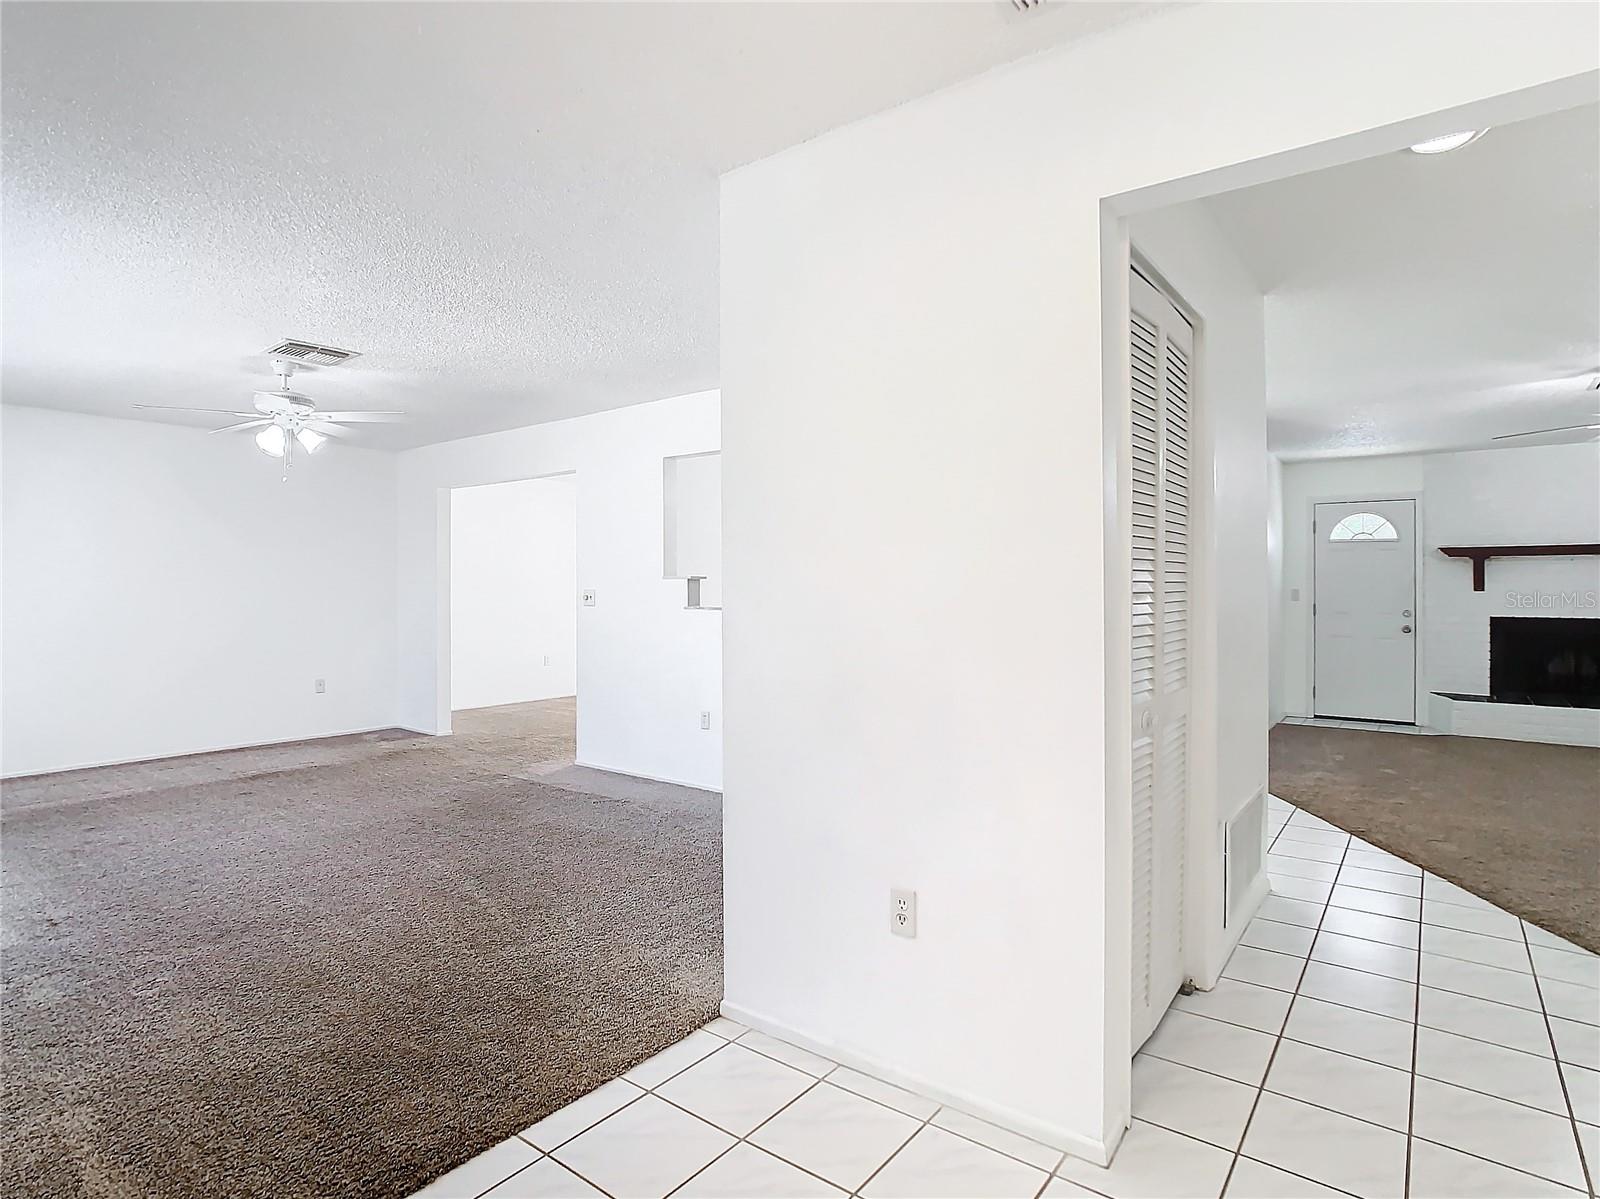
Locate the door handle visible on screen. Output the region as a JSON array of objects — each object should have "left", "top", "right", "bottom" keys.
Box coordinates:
[{"left": 1402, "top": 625, "right": 1413, "bottom": 634}]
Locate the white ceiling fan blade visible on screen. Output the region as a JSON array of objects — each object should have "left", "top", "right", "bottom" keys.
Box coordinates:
[
  {"left": 1493, "top": 420, "right": 1600, "bottom": 440},
  {"left": 303, "top": 421, "right": 354, "bottom": 438},
  {"left": 134, "top": 404, "right": 261, "bottom": 416},
  {"left": 309, "top": 410, "right": 406, "bottom": 423},
  {"left": 208, "top": 419, "right": 272, "bottom": 435}
]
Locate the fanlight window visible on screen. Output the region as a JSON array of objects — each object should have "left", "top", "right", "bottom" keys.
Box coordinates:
[{"left": 1329, "top": 512, "right": 1399, "bottom": 542}]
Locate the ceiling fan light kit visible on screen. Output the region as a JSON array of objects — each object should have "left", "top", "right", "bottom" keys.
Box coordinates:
[
  {"left": 131, "top": 347, "right": 404, "bottom": 481},
  {"left": 254, "top": 424, "right": 287, "bottom": 457}
]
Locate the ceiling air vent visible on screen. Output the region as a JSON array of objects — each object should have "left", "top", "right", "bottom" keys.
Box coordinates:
[
  {"left": 264, "top": 339, "right": 361, "bottom": 368},
  {"left": 1010, "top": 0, "right": 1044, "bottom": 10}
]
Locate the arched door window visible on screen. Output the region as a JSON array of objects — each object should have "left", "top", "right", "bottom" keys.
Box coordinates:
[{"left": 1328, "top": 512, "right": 1399, "bottom": 542}]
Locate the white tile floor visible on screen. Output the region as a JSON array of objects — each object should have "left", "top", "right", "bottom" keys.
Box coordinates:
[{"left": 411, "top": 796, "right": 1598, "bottom": 1198}]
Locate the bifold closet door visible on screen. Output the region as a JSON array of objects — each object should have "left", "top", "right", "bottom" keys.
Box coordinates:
[{"left": 1129, "top": 267, "right": 1194, "bottom": 1051}]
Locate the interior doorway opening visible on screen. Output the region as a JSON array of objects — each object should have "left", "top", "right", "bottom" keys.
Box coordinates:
[
  {"left": 1104, "top": 79, "right": 1598, "bottom": 1175},
  {"left": 449, "top": 473, "right": 579, "bottom": 717}
]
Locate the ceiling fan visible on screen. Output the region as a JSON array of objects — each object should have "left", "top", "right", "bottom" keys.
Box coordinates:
[
  {"left": 1492, "top": 374, "right": 1600, "bottom": 443},
  {"left": 134, "top": 362, "right": 404, "bottom": 479},
  {"left": 1493, "top": 416, "right": 1600, "bottom": 442}
]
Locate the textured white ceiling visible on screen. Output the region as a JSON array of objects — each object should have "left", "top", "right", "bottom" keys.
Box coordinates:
[
  {"left": 1203, "top": 103, "right": 1600, "bottom": 461},
  {"left": 2, "top": 1, "right": 1154, "bottom": 449}
]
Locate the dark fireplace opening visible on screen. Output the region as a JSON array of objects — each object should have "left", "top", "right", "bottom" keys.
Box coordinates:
[{"left": 1489, "top": 616, "right": 1600, "bottom": 709}]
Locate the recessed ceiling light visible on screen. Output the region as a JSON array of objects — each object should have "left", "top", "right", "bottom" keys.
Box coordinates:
[{"left": 1408, "top": 129, "right": 1487, "bottom": 155}]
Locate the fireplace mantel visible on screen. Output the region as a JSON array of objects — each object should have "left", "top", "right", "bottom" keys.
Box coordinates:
[{"left": 1437, "top": 543, "right": 1600, "bottom": 591}]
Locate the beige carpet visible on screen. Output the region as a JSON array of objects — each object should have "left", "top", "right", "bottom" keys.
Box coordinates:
[
  {"left": 1, "top": 700, "right": 722, "bottom": 1199},
  {"left": 1269, "top": 723, "right": 1600, "bottom": 952}
]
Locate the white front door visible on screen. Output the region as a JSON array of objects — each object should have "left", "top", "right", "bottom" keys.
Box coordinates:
[
  {"left": 1129, "top": 268, "right": 1192, "bottom": 1050},
  {"left": 1313, "top": 499, "right": 1417, "bottom": 722}
]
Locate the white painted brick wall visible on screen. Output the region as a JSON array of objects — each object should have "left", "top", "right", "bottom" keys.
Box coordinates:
[
  {"left": 1422, "top": 447, "right": 1599, "bottom": 697},
  {"left": 1433, "top": 693, "right": 1600, "bottom": 748}
]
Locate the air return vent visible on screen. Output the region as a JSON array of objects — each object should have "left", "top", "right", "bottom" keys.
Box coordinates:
[
  {"left": 1225, "top": 791, "right": 1267, "bottom": 928},
  {"left": 264, "top": 339, "right": 361, "bottom": 368}
]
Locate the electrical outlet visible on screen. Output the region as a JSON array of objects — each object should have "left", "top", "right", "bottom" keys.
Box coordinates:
[
  {"left": 544, "top": 655, "right": 552, "bottom": 667},
  {"left": 700, "top": 710, "right": 711, "bottom": 730},
  {"left": 582, "top": 590, "right": 596, "bottom": 607},
  {"left": 314, "top": 678, "right": 326, "bottom": 695},
  {"left": 891, "top": 888, "right": 917, "bottom": 939}
]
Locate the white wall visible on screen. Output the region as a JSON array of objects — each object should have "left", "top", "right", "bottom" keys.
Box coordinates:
[
  {"left": 450, "top": 475, "right": 578, "bottom": 710},
  {"left": 1267, "top": 454, "right": 1286, "bottom": 724},
  {"left": 1128, "top": 199, "right": 1269, "bottom": 991},
  {"left": 1280, "top": 441, "right": 1600, "bottom": 717},
  {"left": 396, "top": 390, "right": 722, "bottom": 791},
  {"left": 1, "top": 405, "right": 397, "bottom": 776},
  {"left": 721, "top": 0, "right": 1596, "bottom": 1163}
]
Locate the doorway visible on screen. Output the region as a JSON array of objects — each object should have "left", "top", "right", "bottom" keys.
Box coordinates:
[
  {"left": 449, "top": 474, "right": 579, "bottom": 713},
  {"left": 1312, "top": 498, "right": 1417, "bottom": 723}
]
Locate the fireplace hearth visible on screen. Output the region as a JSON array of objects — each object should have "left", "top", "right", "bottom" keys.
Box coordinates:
[{"left": 1484, "top": 616, "right": 1600, "bottom": 708}]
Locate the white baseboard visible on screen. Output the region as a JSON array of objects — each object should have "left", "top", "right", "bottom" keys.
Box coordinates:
[
  {"left": 1, "top": 722, "right": 408, "bottom": 780},
  {"left": 573, "top": 758, "right": 721, "bottom": 793},
  {"left": 719, "top": 1000, "right": 1120, "bottom": 1168}
]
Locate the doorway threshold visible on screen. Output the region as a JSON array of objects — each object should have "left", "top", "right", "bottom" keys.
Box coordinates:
[{"left": 1278, "top": 716, "right": 1442, "bottom": 736}]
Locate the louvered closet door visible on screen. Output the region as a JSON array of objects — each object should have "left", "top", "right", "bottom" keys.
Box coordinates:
[{"left": 1129, "top": 268, "right": 1194, "bottom": 1051}]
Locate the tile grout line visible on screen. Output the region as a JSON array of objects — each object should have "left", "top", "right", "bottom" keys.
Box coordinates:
[
  {"left": 1278, "top": 846, "right": 1600, "bottom": 944},
  {"left": 1253, "top": 806, "right": 1598, "bottom": 1195},
  {"left": 1144, "top": 1026, "right": 1592, "bottom": 1131},
  {"left": 715, "top": 1031, "right": 1072, "bottom": 1182},
  {"left": 1404, "top": 862, "right": 1424, "bottom": 1199},
  {"left": 1127, "top": 1112, "right": 1364, "bottom": 1199},
  {"left": 1132, "top": 1074, "right": 1586, "bottom": 1196},
  {"left": 659, "top": 1070, "right": 839, "bottom": 1198},
  {"left": 1227, "top": 931, "right": 1592, "bottom": 1028},
  {"left": 1251, "top": 909, "right": 1597, "bottom": 1020},
  {"left": 652, "top": 1037, "right": 849, "bottom": 1196},
  {"left": 512, "top": 1038, "right": 810, "bottom": 1198},
  {"left": 1519, "top": 918, "right": 1596, "bottom": 1198},
  {"left": 502, "top": 1154, "right": 616, "bottom": 1199},
  {"left": 1265, "top": 889, "right": 1574, "bottom": 953},
  {"left": 1096, "top": 1112, "right": 1364, "bottom": 1199},
  {"left": 547, "top": 1026, "right": 1067, "bottom": 1199},
  {"left": 1215, "top": 804, "right": 1350, "bottom": 1195},
  {"left": 524, "top": 1036, "right": 749, "bottom": 1199},
  {"left": 1268, "top": 804, "right": 1600, "bottom": 1195},
  {"left": 848, "top": 1102, "right": 942, "bottom": 1198}
]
